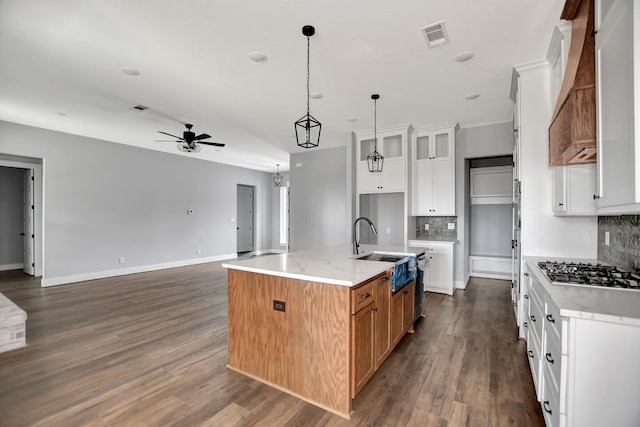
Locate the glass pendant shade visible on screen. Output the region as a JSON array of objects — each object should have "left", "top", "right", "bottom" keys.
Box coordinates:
[
  {"left": 367, "top": 93, "right": 384, "bottom": 173},
  {"left": 367, "top": 150, "right": 384, "bottom": 173},
  {"left": 294, "top": 114, "right": 321, "bottom": 148},
  {"left": 273, "top": 164, "right": 283, "bottom": 187},
  {"left": 295, "top": 25, "right": 321, "bottom": 149}
]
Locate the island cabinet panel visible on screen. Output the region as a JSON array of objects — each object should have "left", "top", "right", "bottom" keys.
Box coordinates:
[
  {"left": 227, "top": 270, "right": 351, "bottom": 418},
  {"left": 351, "top": 302, "right": 375, "bottom": 397},
  {"left": 373, "top": 274, "right": 391, "bottom": 369},
  {"left": 390, "top": 287, "right": 405, "bottom": 347}
]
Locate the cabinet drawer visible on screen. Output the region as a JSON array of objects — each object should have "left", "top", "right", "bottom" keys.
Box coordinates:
[
  {"left": 542, "top": 363, "right": 560, "bottom": 427},
  {"left": 529, "top": 289, "right": 544, "bottom": 346},
  {"left": 545, "top": 297, "right": 562, "bottom": 342},
  {"left": 526, "top": 327, "right": 542, "bottom": 401},
  {"left": 352, "top": 281, "right": 375, "bottom": 314},
  {"left": 543, "top": 327, "right": 562, "bottom": 394},
  {"left": 421, "top": 244, "right": 451, "bottom": 256}
]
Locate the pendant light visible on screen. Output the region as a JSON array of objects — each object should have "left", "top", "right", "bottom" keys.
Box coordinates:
[
  {"left": 294, "top": 25, "right": 321, "bottom": 148},
  {"left": 367, "top": 94, "right": 384, "bottom": 173},
  {"left": 273, "top": 164, "right": 283, "bottom": 188}
]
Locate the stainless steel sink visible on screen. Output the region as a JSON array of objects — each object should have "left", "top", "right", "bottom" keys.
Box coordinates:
[{"left": 355, "top": 253, "right": 406, "bottom": 263}]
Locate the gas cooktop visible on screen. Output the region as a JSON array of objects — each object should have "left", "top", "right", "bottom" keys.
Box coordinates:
[{"left": 538, "top": 261, "right": 640, "bottom": 291}]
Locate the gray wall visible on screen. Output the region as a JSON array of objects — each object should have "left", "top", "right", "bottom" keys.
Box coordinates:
[
  {"left": 358, "top": 193, "right": 405, "bottom": 246},
  {"left": 0, "top": 167, "right": 24, "bottom": 266},
  {"left": 455, "top": 122, "right": 514, "bottom": 286},
  {"left": 469, "top": 204, "right": 513, "bottom": 257},
  {"left": 0, "top": 120, "right": 274, "bottom": 283},
  {"left": 289, "top": 146, "right": 347, "bottom": 251}
]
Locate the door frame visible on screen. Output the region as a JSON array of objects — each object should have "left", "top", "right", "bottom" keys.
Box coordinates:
[{"left": 0, "top": 157, "right": 44, "bottom": 277}]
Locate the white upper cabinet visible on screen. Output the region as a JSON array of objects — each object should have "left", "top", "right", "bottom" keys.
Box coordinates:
[
  {"left": 552, "top": 164, "right": 598, "bottom": 215},
  {"left": 356, "top": 126, "right": 409, "bottom": 194},
  {"left": 411, "top": 124, "right": 456, "bottom": 216},
  {"left": 595, "top": 0, "right": 640, "bottom": 213}
]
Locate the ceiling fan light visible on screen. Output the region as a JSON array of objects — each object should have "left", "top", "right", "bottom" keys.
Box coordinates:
[{"left": 178, "top": 143, "right": 201, "bottom": 153}]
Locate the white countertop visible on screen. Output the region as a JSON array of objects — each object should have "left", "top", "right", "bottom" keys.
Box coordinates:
[
  {"left": 524, "top": 256, "right": 640, "bottom": 326},
  {"left": 222, "top": 244, "right": 425, "bottom": 287}
]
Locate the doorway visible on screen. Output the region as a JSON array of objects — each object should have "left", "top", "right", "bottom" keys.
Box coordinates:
[
  {"left": 0, "top": 155, "right": 43, "bottom": 277},
  {"left": 236, "top": 184, "right": 255, "bottom": 255}
]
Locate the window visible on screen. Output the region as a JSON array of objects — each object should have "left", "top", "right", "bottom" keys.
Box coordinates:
[{"left": 279, "top": 186, "right": 288, "bottom": 246}]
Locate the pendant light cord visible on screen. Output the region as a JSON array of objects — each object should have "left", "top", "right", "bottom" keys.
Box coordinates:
[
  {"left": 306, "top": 35, "right": 310, "bottom": 115},
  {"left": 374, "top": 97, "right": 378, "bottom": 151}
]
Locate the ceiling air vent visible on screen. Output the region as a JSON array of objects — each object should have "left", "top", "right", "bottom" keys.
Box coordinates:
[
  {"left": 420, "top": 21, "right": 449, "bottom": 48},
  {"left": 132, "top": 105, "right": 148, "bottom": 111}
]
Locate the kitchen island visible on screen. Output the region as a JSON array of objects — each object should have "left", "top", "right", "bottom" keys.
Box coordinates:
[{"left": 222, "top": 244, "right": 424, "bottom": 419}]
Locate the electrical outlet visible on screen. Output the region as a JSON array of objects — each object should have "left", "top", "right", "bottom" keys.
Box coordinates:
[
  {"left": 605, "top": 231, "right": 610, "bottom": 246},
  {"left": 273, "top": 300, "right": 286, "bottom": 312},
  {"left": 197, "top": 249, "right": 201, "bottom": 255},
  {"left": 447, "top": 223, "right": 456, "bottom": 230},
  {"left": 424, "top": 224, "right": 430, "bottom": 231},
  {"left": 119, "top": 257, "right": 125, "bottom": 264},
  {"left": 386, "top": 227, "right": 391, "bottom": 234}
]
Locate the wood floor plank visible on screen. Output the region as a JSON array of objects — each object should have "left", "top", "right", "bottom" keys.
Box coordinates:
[{"left": 0, "top": 266, "right": 544, "bottom": 426}]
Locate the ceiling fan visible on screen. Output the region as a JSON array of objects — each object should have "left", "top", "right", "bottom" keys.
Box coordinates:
[{"left": 156, "top": 123, "right": 225, "bottom": 153}]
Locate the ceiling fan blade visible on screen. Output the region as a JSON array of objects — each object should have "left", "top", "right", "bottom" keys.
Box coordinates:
[
  {"left": 195, "top": 133, "right": 211, "bottom": 141},
  {"left": 158, "top": 130, "right": 183, "bottom": 139},
  {"left": 154, "top": 139, "right": 180, "bottom": 142},
  {"left": 198, "top": 141, "right": 226, "bottom": 147}
]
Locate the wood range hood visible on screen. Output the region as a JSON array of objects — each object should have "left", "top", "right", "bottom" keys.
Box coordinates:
[{"left": 548, "top": 0, "right": 596, "bottom": 166}]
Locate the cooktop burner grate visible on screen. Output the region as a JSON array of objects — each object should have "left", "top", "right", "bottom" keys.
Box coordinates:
[{"left": 538, "top": 261, "right": 640, "bottom": 290}]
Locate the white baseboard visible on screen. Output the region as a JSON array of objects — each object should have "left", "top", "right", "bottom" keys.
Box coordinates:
[
  {"left": 455, "top": 280, "right": 467, "bottom": 290},
  {"left": 0, "top": 263, "right": 23, "bottom": 272},
  {"left": 40, "top": 253, "right": 237, "bottom": 287}
]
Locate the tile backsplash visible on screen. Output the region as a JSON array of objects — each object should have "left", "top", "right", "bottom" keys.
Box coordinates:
[
  {"left": 598, "top": 215, "right": 640, "bottom": 273},
  {"left": 415, "top": 216, "right": 457, "bottom": 241}
]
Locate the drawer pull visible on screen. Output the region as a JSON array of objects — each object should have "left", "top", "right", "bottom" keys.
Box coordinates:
[
  {"left": 543, "top": 401, "right": 552, "bottom": 415},
  {"left": 546, "top": 314, "right": 555, "bottom": 323},
  {"left": 524, "top": 294, "right": 529, "bottom": 299},
  {"left": 523, "top": 321, "right": 528, "bottom": 328},
  {"left": 528, "top": 350, "right": 534, "bottom": 358},
  {"left": 360, "top": 292, "right": 372, "bottom": 300},
  {"left": 381, "top": 276, "right": 389, "bottom": 282},
  {"left": 545, "top": 353, "right": 555, "bottom": 364},
  {"left": 530, "top": 315, "right": 536, "bottom": 322},
  {"left": 524, "top": 272, "right": 529, "bottom": 277}
]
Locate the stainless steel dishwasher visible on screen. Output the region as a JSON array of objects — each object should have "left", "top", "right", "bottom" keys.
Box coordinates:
[{"left": 414, "top": 254, "right": 428, "bottom": 322}]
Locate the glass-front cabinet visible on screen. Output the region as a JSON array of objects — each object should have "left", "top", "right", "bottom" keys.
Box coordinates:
[
  {"left": 356, "top": 126, "right": 409, "bottom": 194},
  {"left": 411, "top": 124, "right": 456, "bottom": 216}
]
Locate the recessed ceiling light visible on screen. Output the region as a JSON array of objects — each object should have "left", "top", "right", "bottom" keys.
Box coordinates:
[
  {"left": 454, "top": 51, "right": 475, "bottom": 62},
  {"left": 346, "top": 117, "right": 358, "bottom": 122},
  {"left": 121, "top": 67, "right": 141, "bottom": 76},
  {"left": 56, "top": 112, "right": 68, "bottom": 117},
  {"left": 309, "top": 92, "right": 323, "bottom": 99},
  {"left": 248, "top": 51, "right": 268, "bottom": 63},
  {"left": 132, "top": 105, "right": 149, "bottom": 111},
  {"left": 464, "top": 93, "right": 480, "bottom": 100}
]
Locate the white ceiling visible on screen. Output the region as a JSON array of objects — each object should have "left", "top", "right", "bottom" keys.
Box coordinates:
[{"left": 0, "top": 0, "right": 563, "bottom": 173}]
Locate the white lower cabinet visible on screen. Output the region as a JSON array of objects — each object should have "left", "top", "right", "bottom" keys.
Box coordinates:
[
  {"left": 408, "top": 240, "right": 455, "bottom": 295},
  {"left": 524, "top": 259, "right": 640, "bottom": 427}
]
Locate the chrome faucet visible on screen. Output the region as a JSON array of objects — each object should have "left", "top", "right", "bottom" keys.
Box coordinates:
[{"left": 353, "top": 217, "right": 377, "bottom": 255}]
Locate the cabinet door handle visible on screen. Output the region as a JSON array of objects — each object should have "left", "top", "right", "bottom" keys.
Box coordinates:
[
  {"left": 381, "top": 276, "right": 389, "bottom": 282},
  {"left": 373, "top": 306, "right": 379, "bottom": 312},
  {"left": 528, "top": 350, "right": 534, "bottom": 358},
  {"left": 546, "top": 314, "right": 555, "bottom": 323},
  {"left": 524, "top": 294, "right": 529, "bottom": 299},
  {"left": 593, "top": 194, "right": 600, "bottom": 200},
  {"left": 403, "top": 290, "right": 409, "bottom": 295},
  {"left": 558, "top": 202, "right": 564, "bottom": 206},
  {"left": 523, "top": 321, "right": 528, "bottom": 328},
  {"left": 543, "top": 401, "right": 552, "bottom": 415},
  {"left": 545, "top": 353, "right": 554, "bottom": 364},
  {"left": 530, "top": 315, "right": 536, "bottom": 322}
]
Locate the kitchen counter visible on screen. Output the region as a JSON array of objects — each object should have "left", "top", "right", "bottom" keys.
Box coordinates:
[
  {"left": 222, "top": 243, "right": 425, "bottom": 287},
  {"left": 525, "top": 256, "right": 640, "bottom": 326}
]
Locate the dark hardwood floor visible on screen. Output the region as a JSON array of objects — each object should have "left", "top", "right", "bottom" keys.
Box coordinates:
[{"left": 0, "top": 264, "right": 544, "bottom": 426}]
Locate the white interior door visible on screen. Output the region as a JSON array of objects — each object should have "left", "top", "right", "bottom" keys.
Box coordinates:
[
  {"left": 23, "top": 169, "right": 34, "bottom": 275},
  {"left": 236, "top": 185, "right": 254, "bottom": 253}
]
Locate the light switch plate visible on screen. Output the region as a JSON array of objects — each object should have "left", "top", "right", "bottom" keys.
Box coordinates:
[{"left": 424, "top": 224, "right": 429, "bottom": 231}]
